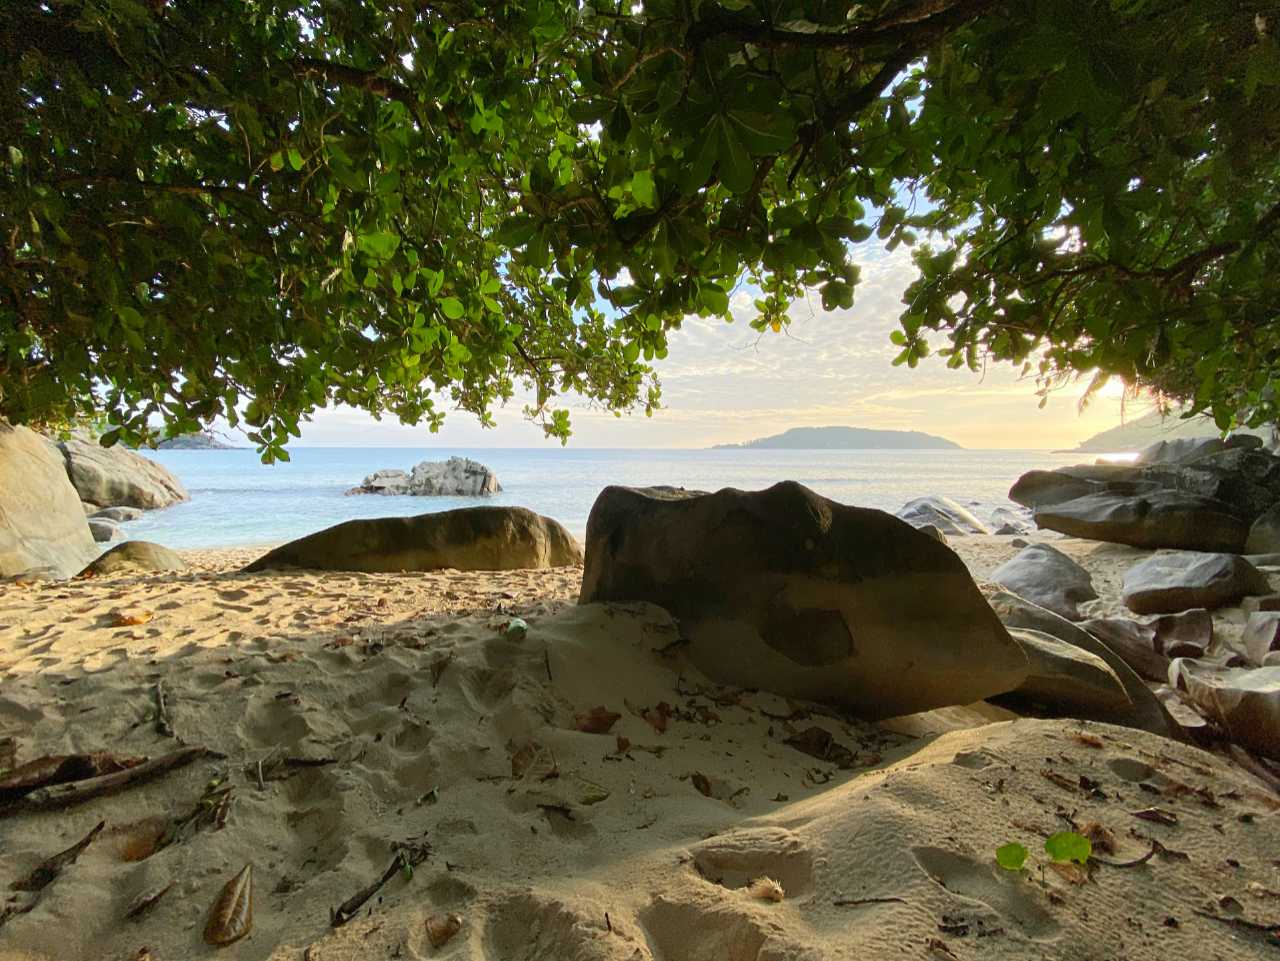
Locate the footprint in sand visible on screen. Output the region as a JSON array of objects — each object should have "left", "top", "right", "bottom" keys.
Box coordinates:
[
  {"left": 911, "top": 846, "right": 1060, "bottom": 939},
  {"left": 483, "top": 891, "right": 649, "bottom": 961},
  {"left": 691, "top": 827, "right": 815, "bottom": 898}
]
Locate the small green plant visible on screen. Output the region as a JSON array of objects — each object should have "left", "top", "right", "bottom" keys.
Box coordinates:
[{"left": 996, "top": 831, "right": 1092, "bottom": 871}]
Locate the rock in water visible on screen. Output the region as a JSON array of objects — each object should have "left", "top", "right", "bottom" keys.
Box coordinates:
[
  {"left": 0, "top": 423, "right": 98, "bottom": 578},
  {"left": 1168, "top": 661, "right": 1280, "bottom": 760},
  {"left": 1033, "top": 491, "right": 1248, "bottom": 553},
  {"left": 81, "top": 541, "right": 186, "bottom": 576},
  {"left": 57, "top": 437, "right": 188, "bottom": 509},
  {"left": 989, "top": 543, "right": 1098, "bottom": 620},
  {"left": 243, "top": 507, "right": 581, "bottom": 573},
  {"left": 895, "top": 495, "right": 992, "bottom": 535},
  {"left": 1121, "top": 552, "right": 1271, "bottom": 615},
  {"left": 579, "top": 482, "right": 1027, "bottom": 719},
  {"left": 89, "top": 506, "right": 145, "bottom": 523},
  {"left": 347, "top": 457, "right": 501, "bottom": 496},
  {"left": 88, "top": 518, "right": 121, "bottom": 542}
]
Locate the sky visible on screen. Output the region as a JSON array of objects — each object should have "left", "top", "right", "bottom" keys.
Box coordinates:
[{"left": 282, "top": 243, "right": 1158, "bottom": 451}]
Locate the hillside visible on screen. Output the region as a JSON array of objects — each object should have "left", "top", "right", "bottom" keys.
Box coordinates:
[
  {"left": 1071, "top": 410, "right": 1271, "bottom": 453},
  {"left": 713, "top": 426, "right": 962, "bottom": 450},
  {"left": 156, "top": 431, "right": 237, "bottom": 450}
]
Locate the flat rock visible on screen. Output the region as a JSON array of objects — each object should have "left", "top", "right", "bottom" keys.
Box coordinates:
[
  {"left": 81, "top": 541, "right": 186, "bottom": 576},
  {"left": 986, "top": 590, "right": 1181, "bottom": 739},
  {"left": 1121, "top": 552, "right": 1271, "bottom": 615},
  {"left": 1243, "top": 594, "right": 1280, "bottom": 614},
  {"left": 1168, "top": 660, "right": 1280, "bottom": 760},
  {"left": 989, "top": 543, "right": 1097, "bottom": 620},
  {"left": 1247, "top": 503, "right": 1280, "bottom": 554},
  {"left": 1008, "top": 470, "right": 1101, "bottom": 509},
  {"left": 0, "top": 423, "right": 98, "bottom": 578},
  {"left": 995, "top": 627, "right": 1135, "bottom": 722},
  {"left": 1243, "top": 612, "right": 1280, "bottom": 665},
  {"left": 88, "top": 518, "right": 121, "bottom": 543},
  {"left": 1149, "top": 608, "right": 1213, "bottom": 658},
  {"left": 580, "top": 482, "right": 1028, "bottom": 719},
  {"left": 1034, "top": 491, "right": 1249, "bottom": 553},
  {"left": 894, "top": 495, "right": 992, "bottom": 535},
  {"left": 347, "top": 457, "right": 501, "bottom": 496},
  {"left": 57, "top": 437, "right": 188, "bottom": 509},
  {"left": 1135, "top": 434, "right": 1262, "bottom": 466},
  {"left": 89, "top": 506, "right": 145, "bottom": 523},
  {"left": 244, "top": 506, "right": 581, "bottom": 573},
  {"left": 1078, "top": 617, "right": 1169, "bottom": 683}
]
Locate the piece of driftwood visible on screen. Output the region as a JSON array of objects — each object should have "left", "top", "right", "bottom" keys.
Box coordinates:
[
  {"left": 330, "top": 842, "right": 430, "bottom": 927},
  {"left": 9, "top": 746, "right": 206, "bottom": 813},
  {"left": 0, "top": 820, "right": 105, "bottom": 929}
]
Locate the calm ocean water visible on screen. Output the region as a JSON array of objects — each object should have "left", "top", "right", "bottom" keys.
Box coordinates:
[{"left": 119, "top": 447, "right": 1090, "bottom": 550}]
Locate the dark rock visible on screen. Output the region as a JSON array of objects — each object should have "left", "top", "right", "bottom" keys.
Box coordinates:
[
  {"left": 895, "top": 496, "right": 991, "bottom": 535},
  {"left": 88, "top": 518, "right": 121, "bottom": 543},
  {"left": 1034, "top": 491, "right": 1248, "bottom": 553},
  {"left": 1168, "top": 660, "right": 1280, "bottom": 760},
  {"left": 989, "top": 543, "right": 1097, "bottom": 620},
  {"left": 997, "top": 627, "right": 1136, "bottom": 722},
  {"left": 1149, "top": 608, "right": 1213, "bottom": 658},
  {"left": 1136, "top": 434, "right": 1262, "bottom": 466},
  {"left": 0, "top": 423, "right": 98, "bottom": 578},
  {"left": 1247, "top": 504, "right": 1280, "bottom": 554},
  {"left": 245, "top": 507, "right": 582, "bottom": 573},
  {"left": 1079, "top": 618, "right": 1169, "bottom": 683},
  {"left": 986, "top": 590, "right": 1182, "bottom": 739},
  {"left": 1008, "top": 470, "right": 1100, "bottom": 509},
  {"left": 1121, "top": 552, "right": 1271, "bottom": 615},
  {"left": 917, "top": 524, "right": 948, "bottom": 544},
  {"left": 989, "top": 507, "right": 1031, "bottom": 535},
  {"left": 579, "top": 482, "right": 1028, "bottom": 719},
  {"left": 89, "top": 506, "right": 145, "bottom": 523},
  {"left": 1243, "top": 594, "right": 1280, "bottom": 615},
  {"left": 81, "top": 541, "right": 186, "bottom": 576},
  {"left": 57, "top": 437, "right": 188, "bottom": 509},
  {"left": 1243, "top": 613, "right": 1280, "bottom": 665}
]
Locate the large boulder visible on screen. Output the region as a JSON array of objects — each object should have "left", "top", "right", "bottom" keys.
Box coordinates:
[
  {"left": 989, "top": 543, "right": 1097, "bottom": 620},
  {"left": 1243, "top": 612, "right": 1280, "bottom": 665},
  {"left": 1135, "top": 433, "right": 1263, "bottom": 466},
  {"left": 346, "top": 457, "right": 501, "bottom": 496},
  {"left": 81, "top": 541, "right": 186, "bottom": 576},
  {"left": 894, "top": 495, "right": 991, "bottom": 535},
  {"left": 57, "top": 437, "right": 188, "bottom": 509},
  {"left": 1247, "top": 504, "right": 1280, "bottom": 555},
  {"left": 0, "top": 423, "right": 98, "bottom": 578},
  {"left": 1168, "top": 660, "right": 1280, "bottom": 760},
  {"left": 986, "top": 590, "right": 1181, "bottom": 739},
  {"left": 1008, "top": 470, "right": 1101, "bottom": 509},
  {"left": 1121, "top": 552, "right": 1271, "bottom": 615},
  {"left": 580, "top": 483, "right": 1027, "bottom": 719},
  {"left": 1033, "top": 490, "right": 1249, "bottom": 552},
  {"left": 244, "top": 506, "right": 581, "bottom": 573},
  {"left": 88, "top": 518, "right": 121, "bottom": 542},
  {"left": 996, "top": 627, "right": 1136, "bottom": 722},
  {"left": 1079, "top": 617, "right": 1170, "bottom": 683}
]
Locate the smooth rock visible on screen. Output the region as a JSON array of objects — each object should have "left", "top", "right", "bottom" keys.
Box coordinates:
[
  {"left": 1266, "top": 652, "right": 1280, "bottom": 667},
  {"left": 1150, "top": 608, "right": 1213, "bottom": 658},
  {"left": 1243, "top": 612, "right": 1280, "bottom": 665},
  {"left": 1168, "top": 660, "right": 1280, "bottom": 760},
  {"left": 995, "top": 627, "right": 1136, "bottom": 722},
  {"left": 245, "top": 507, "right": 581, "bottom": 573},
  {"left": 1079, "top": 617, "right": 1169, "bottom": 683},
  {"left": 1008, "top": 470, "right": 1100, "bottom": 509},
  {"left": 81, "top": 541, "right": 186, "bottom": 576},
  {"left": 58, "top": 437, "right": 188, "bottom": 509},
  {"left": 0, "top": 423, "right": 98, "bottom": 578},
  {"left": 346, "top": 457, "right": 501, "bottom": 496},
  {"left": 1010, "top": 537, "right": 1030, "bottom": 549},
  {"left": 580, "top": 482, "right": 1027, "bottom": 719},
  {"left": 88, "top": 519, "right": 121, "bottom": 542},
  {"left": 989, "top": 543, "right": 1098, "bottom": 620},
  {"left": 1247, "top": 504, "right": 1280, "bottom": 555},
  {"left": 1245, "top": 553, "right": 1280, "bottom": 568},
  {"left": 989, "top": 507, "right": 1032, "bottom": 535},
  {"left": 1121, "top": 552, "right": 1270, "bottom": 615},
  {"left": 1242, "top": 594, "right": 1280, "bottom": 615},
  {"left": 895, "top": 496, "right": 992, "bottom": 536},
  {"left": 1152, "top": 684, "right": 1212, "bottom": 741},
  {"left": 986, "top": 590, "right": 1181, "bottom": 739},
  {"left": 90, "top": 506, "right": 145, "bottom": 523},
  {"left": 1136, "top": 434, "right": 1261, "bottom": 466},
  {"left": 1034, "top": 491, "right": 1249, "bottom": 553},
  {"left": 917, "top": 524, "right": 948, "bottom": 544}
]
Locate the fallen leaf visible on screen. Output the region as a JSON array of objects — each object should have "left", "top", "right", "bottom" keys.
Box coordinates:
[
  {"left": 1079, "top": 821, "right": 1117, "bottom": 854},
  {"left": 111, "top": 609, "right": 153, "bottom": 627},
  {"left": 691, "top": 772, "right": 713, "bottom": 797},
  {"left": 11, "top": 820, "right": 105, "bottom": 892},
  {"left": 1074, "top": 733, "right": 1105, "bottom": 748},
  {"left": 574, "top": 706, "right": 621, "bottom": 735},
  {"left": 125, "top": 883, "right": 173, "bottom": 921},
  {"left": 784, "top": 727, "right": 857, "bottom": 769},
  {"left": 1048, "top": 861, "right": 1089, "bottom": 885},
  {"left": 425, "top": 912, "right": 463, "bottom": 949},
  {"left": 613, "top": 736, "right": 631, "bottom": 755},
  {"left": 1131, "top": 807, "right": 1179, "bottom": 826},
  {"left": 204, "top": 864, "right": 253, "bottom": 946},
  {"left": 641, "top": 702, "right": 673, "bottom": 734}
]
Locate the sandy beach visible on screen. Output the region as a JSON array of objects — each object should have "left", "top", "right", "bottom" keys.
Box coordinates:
[{"left": 2, "top": 535, "right": 1278, "bottom": 960}]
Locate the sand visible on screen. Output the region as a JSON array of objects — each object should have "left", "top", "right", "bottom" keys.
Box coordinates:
[{"left": 1, "top": 534, "right": 1278, "bottom": 960}]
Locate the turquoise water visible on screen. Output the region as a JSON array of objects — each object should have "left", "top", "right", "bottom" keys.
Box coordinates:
[{"left": 121, "top": 447, "right": 1087, "bottom": 549}]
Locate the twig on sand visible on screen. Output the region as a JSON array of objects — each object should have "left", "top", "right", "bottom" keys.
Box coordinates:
[
  {"left": 833, "top": 895, "right": 907, "bottom": 907},
  {"left": 154, "top": 681, "right": 175, "bottom": 738},
  {"left": 330, "top": 841, "right": 431, "bottom": 927},
  {"left": 1193, "top": 908, "right": 1280, "bottom": 938},
  {"left": 0, "top": 820, "right": 105, "bottom": 929},
  {"left": 7, "top": 747, "right": 206, "bottom": 813},
  {"left": 544, "top": 648, "right": 553, "bottom": 683},
  {"left": 1091, "top": 840, "right": 1159, "bottom": 869}
]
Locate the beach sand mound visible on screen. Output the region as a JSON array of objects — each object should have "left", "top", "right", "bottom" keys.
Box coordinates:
[{"left": 0, "top": 546, "right": 1277, "bottom": 961}]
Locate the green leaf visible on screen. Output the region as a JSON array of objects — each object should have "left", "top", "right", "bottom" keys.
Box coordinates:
[
  {"left": 631, "top": 170, "right": 657, "bottom": 207},
  {"left": 287, "top": 147, "right": 304, "bottom": 171},
  {"left": 1044, "top": 832, "right": 1092, "bottom": 865},
  {"left": 701, "top": 284, "right": 730, "bottom": 314},
  {"left": 440, "top": 297, "right": 465, "bottom": 320},
  {"left": 622, "top": 340, "right": 640, "bottom": 364},
  {"left": 716, "top": 119, "right": 755, "bottom": 194},
  {"left": 494, "top": 215, "right": 538, "bottom": 247},
  {"left": 728, "top": 110, "right": 796, "bottom": 156},
  {"left": 357, "top": 231, "right": 400, "bottom": 258},
  {"left": 996, "top": 843, "right": 1028, "bottom": 871},
  {"left": 268, "top": 151, "right": 284, "bottom": 172}
]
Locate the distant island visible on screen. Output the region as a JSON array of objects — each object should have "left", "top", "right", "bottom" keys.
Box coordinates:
[
  {"left": 156, "top": 431, "right": 237, "bottom": 450},
  {"left": 712, "top": 426, "right": 962, "bottom": 450},
  {"left": 1070, "top": 410, "right": 1270, "bottom": 454}
]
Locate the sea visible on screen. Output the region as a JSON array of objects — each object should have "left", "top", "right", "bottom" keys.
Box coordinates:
[{"left": 120, "top": 447, "right": 1096, "bottom": 550}]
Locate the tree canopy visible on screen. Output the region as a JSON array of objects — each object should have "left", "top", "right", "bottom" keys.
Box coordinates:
[{"left": 3, "top": 0, "right": 1277, "bottom": 458}]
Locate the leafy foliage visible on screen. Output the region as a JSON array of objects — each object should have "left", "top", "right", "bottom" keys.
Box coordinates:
[
  {"left": 995, "top": 841, "right": 1029, "bottom": 871},
  {"left": 2, "top": 0, "right": 1276, "bottom": 457},
  {"left": 1043, "top": 831, "right": 1092, "bottom": 865}
]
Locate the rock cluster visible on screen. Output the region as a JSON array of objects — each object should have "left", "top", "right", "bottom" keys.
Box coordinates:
[
  {"left": 1010, "top": 434, "right": 1280, "bottom": 552},
  {"left": 346, "top": 457, "right": 501, "bottom": 497}
]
